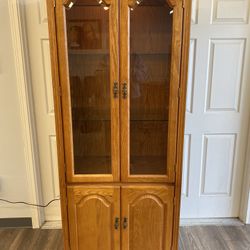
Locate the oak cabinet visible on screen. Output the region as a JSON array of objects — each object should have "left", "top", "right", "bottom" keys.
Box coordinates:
[
  {"left": 68, "top": 186, "right": 174, "bottom": 250},
  {"left": 47, "top": 0, "right": 191, "bottom": 249}
]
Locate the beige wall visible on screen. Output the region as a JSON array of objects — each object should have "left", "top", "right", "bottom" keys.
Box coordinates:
[{"left": 0, "top": 0, "right": 31, "bottom": 218}]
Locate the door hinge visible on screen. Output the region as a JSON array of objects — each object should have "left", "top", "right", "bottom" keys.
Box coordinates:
[{"left": 53, "top": 0, "right": 56, "bottom": 8}]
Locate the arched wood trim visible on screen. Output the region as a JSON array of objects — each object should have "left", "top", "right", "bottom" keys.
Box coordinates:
[
  {"left": 63, "top": 0, "right": 111, "bottom": 9},
  {"left": 166, "top": 0, "right": 176, "bottom": 8},
  {"left": 128, "top": 0, "right": 177, "bottom": 10},
  {"left": 131, "top": 194, "right": 165, "bottom": 208},
  {"left": 76, "top": 194, "right": 112, "bottom": 207}
]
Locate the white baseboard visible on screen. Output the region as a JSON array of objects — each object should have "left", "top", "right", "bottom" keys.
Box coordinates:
[
  {"left": 180, "top": 218, "right": 244, "bottom": 226},
  {"left": 41, "top": 220, "right": 62, "bottom": 229},
  {"left": 41, "top": 218, "right": 244, "bottom": 230}
]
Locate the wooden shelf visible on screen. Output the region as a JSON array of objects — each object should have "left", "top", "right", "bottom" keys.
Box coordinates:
[
  {"left": 74, "top": 156, "right": 167, "bottom": 175},
  {"left": 131, "top": 52, "right": 170, "bottom": 55},
  {"left": 130, "top": 156, "right": 166, "bottom": 175},
  {"left": 69, "top": 49, "right": 109, "bottom": 55},
  {"left": 131, "top": 113, "right": 168, "bottom": 121},
  {"left": 74, "top": 156, "right": 111, "bottom": 175}
]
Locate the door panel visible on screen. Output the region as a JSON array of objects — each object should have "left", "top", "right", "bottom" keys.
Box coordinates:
[
  {"left": 24, "top": 0, "right": 61, "bottom": 220},
  {"left": 120, "top": 0, "right": 183, "bottom": 182},
  {"left": 67, "top": 186, "right": 120, "bottom": 250},
  {"left": 181, "top": 0, "right": 250, "bottom": 218},
  {"left": 122, "top": 186, "right": 174, "bottom": 250},
  {"left": 56, "top": 0, "right": 119, "bottom": 182}
]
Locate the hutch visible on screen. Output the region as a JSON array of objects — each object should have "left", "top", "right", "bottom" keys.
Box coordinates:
[{"left": 47, "top": 0, "right": 191, "bottom": 249}]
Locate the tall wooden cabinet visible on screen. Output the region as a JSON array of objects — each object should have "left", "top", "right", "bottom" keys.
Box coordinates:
[{"left": 47, "top": 0, "right": 191, "bottom": 249}]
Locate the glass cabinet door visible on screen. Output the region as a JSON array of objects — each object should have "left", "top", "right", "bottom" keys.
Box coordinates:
[
  {"left": 56, "top": 0, "right": 119, "bottom": 182},
  {"left": 121, "top": 0, "right": 183, "bottom": 182}
]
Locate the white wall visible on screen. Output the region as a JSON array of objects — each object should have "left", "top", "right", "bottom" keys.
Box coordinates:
[{"left": 0, "top": 0, "right": 31, "bottom": 218}]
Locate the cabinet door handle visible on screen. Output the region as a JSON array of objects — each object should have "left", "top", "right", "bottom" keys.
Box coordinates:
[
  {"left": 113, "top": 81, "right": 119, "bottom": 98},
  {"left": 122, "top": 82, "right": 128, "bottom": 99},
  {"left": 114, "top": 217, "right": 120, "bottom": 230},
  {"left": 123, "top": 217, "right": 128, "bottom": 229}
]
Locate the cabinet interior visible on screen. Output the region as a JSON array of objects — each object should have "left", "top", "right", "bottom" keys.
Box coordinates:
[{"left": 66, "top": 0, "right": 172, "bottom": 175}]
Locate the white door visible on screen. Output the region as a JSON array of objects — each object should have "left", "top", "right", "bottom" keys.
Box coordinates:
[
  {"left": 24, "top": 0, "right": 61, "bottom": 221},
  {"left": 181, "top": 0, "right": 250, "bottom": 218}
]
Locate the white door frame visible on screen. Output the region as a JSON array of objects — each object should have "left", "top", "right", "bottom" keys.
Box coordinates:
[
  {"left": 8, "top": 0, "right": 44, "bottom": 228},
  {"left": 240, "top": 125, "right": 250, "bottom": 224},
  {"left": 7, "top": 0, "right": 250, "bottom": 226}
]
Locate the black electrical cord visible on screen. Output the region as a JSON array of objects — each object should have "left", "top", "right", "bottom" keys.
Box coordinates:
[{"left": 0, "top": 198, "right": 60, "bottom": 208}]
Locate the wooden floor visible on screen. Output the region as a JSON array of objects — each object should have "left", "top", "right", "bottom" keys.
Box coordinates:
[
  {"left": 179, "top": 225, "right": 250, "bottom": 250},
  {"left": 0, "top": 225, "right": 250, "bottom": 250}
]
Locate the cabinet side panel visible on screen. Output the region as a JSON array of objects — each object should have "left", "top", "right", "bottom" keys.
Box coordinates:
[
  {"left": 172, "top": 0, "right": 192, "bottom": 249},
  {"left": 46, "top": 0, "right": 70, "bottom": 249}
]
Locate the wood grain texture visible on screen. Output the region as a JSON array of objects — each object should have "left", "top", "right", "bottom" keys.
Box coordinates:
[
  {"left": 46, "top": 0, "right": 70, "bottom": 249},
  {"left": 121, "top": 186, "right": 174, "bottom": 250},
  {"left": 179, "top": 225, "right": 250, "bottom": 250},
  {"left": 172, "top": 0, "right": 192, "bottom": 249},
  {"left": 48, "top": 0, "right": 192, "bottom": 249},
  {"left": 109, "top": 0, "right": 120, "bottom": 182},
  {"left": 67, "top": 186, "right": 120, "bottom": 250},
  {"left": 120, "top": 0, "right": 130, "bottom": 183},
  {"left": 0, "top": 229, "right": 62, "bottom": 250}
]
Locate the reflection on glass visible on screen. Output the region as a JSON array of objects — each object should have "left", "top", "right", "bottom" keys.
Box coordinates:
[
  {"left": 129, "top": 0, "right": 173, "bottom": 175},
  {"left": 66, "top": 0, "right": 111, "bottom": 174}
]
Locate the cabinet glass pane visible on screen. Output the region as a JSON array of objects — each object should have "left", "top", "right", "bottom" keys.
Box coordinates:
[
  {"left": 129, "top": 0, "right": 173, "bottom": 175},
  {"left": 66, "top": 0, "right": 111, "bottom": 174}
]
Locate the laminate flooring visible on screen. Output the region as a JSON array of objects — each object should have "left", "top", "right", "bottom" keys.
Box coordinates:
[
  {"left": 179, "top": 225, "right": 250, "bottom": 250},
  {"left": 0, "top": 225, "right": 249, "bottom": 250}
]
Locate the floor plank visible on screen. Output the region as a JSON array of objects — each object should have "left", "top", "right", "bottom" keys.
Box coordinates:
[
  {"left": 179, "top": 225, "right": 250, "bottom": 250},
  {"left": 0, "top": 226, "right": 249, "bottom": 249}
]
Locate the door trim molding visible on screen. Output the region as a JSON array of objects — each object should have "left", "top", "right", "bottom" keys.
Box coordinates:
[
  {"left": 8, "top": 0, "right": 44, "bottom": 228},
  {"left": 240, "top": 129, "right": 250, "bottom": 224},
  {"left": 239, "top": 33, "right": 250, "bottom": 224}
]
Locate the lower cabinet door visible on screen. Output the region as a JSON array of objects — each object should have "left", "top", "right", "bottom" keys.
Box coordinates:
[
  {"left": 67, "top": 186, "right": 120, "bottom": 250},
  {"left": 121, "top": 186, "right": 174, "bottom": 250}
]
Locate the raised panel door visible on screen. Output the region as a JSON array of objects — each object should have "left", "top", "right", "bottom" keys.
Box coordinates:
[
  {"left": 121, "top": 186, "right": 174, "bottom": 250},
  {"left": 67, "top": 186, "right": 120, "bottom": 250}
]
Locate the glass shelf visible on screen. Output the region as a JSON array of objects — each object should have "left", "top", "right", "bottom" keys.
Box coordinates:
[{"left": 69, "top": 49, "right": 109, "bottom": 55}]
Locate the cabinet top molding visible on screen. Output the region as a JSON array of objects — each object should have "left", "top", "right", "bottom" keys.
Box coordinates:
[
  {"left": 63, "top": 0, "right": 112, "bottom": 8},
  {"left": 62, "top": 0, "right": 177, "bottom": 9}
]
